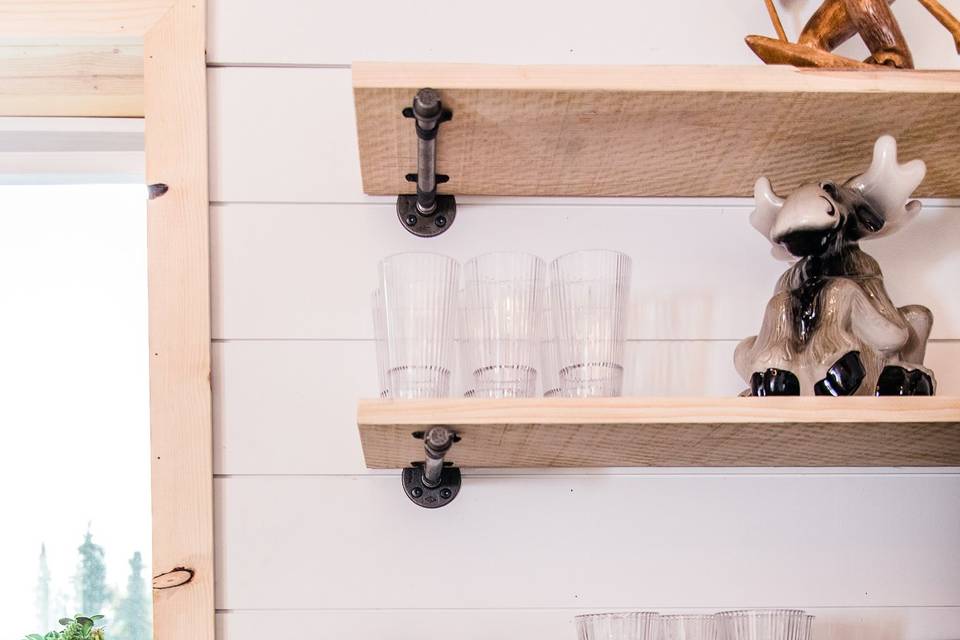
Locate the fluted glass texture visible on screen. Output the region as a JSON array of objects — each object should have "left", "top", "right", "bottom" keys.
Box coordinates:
[
  {"left": 661, "top": 614, "right": 719, "bottom": 640},
  {"left": 371, "top": 288, "right": 389, "bottom": 398},
  {"left": 716, "top": 610, "right": 813, "bottom": 640},
  {"left": 540, "top": 284, "right": 561, "bottom": 397},
  {"left": 550, "top": 250, "right": 632, "bottom": 397},
  {"left": 576, "top": 612, "right": 661, "bottom": 640},
  {"left": 378, "top": 253, "right": 460, "bottom": 399},
  {"left": 460, "top": 252, "right": 545, "bottom": 398}
]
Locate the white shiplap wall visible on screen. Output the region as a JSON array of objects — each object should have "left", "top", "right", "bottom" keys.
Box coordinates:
[{"left": 208, "top": 2, "right": 960, "bottom": 638}]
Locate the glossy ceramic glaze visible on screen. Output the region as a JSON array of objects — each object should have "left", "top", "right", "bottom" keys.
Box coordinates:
[{"left": 735, "top": 135, "right": 936, "bottom": 396}]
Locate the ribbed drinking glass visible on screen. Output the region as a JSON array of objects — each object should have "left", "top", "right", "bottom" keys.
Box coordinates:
[
  {"left": 540, "top": 285, "right": 561, "bottom": 397},
  {"left": 550, "top": 250, "right": 632, "bottom": 397},
  {"left": 661, "top": 614, "right": 718, "bottom": 640},
  {"left": 575, "top": 612, "right": 661, "bottom": 640},
  {"left": 715, "top": 609, "right": 812, "bottom": 640},
  {"left": 378, "top": 252, "right": 460, "bottom": 399},
  {"left": 459, "top": 252, "right": 545, "bottom": 398},
  {"left": 371, "top": 288, "right": 389, "bottom": 398}
]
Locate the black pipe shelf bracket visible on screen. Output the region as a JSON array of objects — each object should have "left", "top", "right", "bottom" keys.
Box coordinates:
[
  {"left": 397, "top": 88, "right": 456, "bottom": 238},
  {"left": 403, "top": 426, "right": 462, "bottom": 508}
]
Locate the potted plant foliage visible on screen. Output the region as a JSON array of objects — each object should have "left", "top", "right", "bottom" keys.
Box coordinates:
[{"left": 25, "top": 615, "right": 105, "bottom": 640}]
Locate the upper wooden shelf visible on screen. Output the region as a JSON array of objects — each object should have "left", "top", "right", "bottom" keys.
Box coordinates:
[
  {"left": 353, "top": 62, "right": 960, "bottom": 198},
  {"left": 357, "top": 397, "right": 960, "bottom": 468}
]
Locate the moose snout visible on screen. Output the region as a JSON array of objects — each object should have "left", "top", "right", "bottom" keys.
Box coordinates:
[{"left": 770, "top": 183, "right": 843, "bottom": 256}]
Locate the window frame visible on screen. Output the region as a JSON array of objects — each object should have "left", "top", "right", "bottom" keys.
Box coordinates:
[{"left": 0, "top": 4, "right": 213, "bottom": 639}]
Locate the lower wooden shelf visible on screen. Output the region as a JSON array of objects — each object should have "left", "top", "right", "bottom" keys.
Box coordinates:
[{"left": 357, "top": 397, "right": 960, "bottom": 468}]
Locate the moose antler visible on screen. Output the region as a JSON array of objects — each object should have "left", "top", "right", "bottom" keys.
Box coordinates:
[
  {"left": 844, "top": 135, "right": 926, "bottom": 238},
  {"left": 750, "top": 176, "right": 793, "bottom": 260}
]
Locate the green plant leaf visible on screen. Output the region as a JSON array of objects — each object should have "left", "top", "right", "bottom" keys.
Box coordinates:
[
  {"left": 58, "top": 618, "right": 73, "bottom": 626},
  {"left": 25, "top": 634, "right": 44, "bottom": 640},
  {"left": 90, "top": 615, "right": 104, "bottom": 621}
]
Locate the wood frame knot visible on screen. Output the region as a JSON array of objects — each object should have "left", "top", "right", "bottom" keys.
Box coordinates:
[{"left": 152, "top": 566, "right": 195, "bottom": 590}]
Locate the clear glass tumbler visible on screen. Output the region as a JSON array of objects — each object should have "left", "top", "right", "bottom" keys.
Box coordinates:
[
  {"left": 550, "top": 250, "right": 632, "bottom": 397},
  {"left": 377, "top": 252, "right": 460, "bottom": 399},
  {"left": 540, "top": 285, "right": 561, "bottom": 397},
  {"left": 575, "top": 612, "right": 661, "bottom": 640},
  {"left": 715, "top": 609, "right": 812, "bottom": 640},
  {"left": 459, "top": 252, "right": 545, "bottom": 398},
  {"left": 371, "top": 288, "right": 389, "bottom": 398},
  {"left": 661, "top": 614, "right": 718, "bottom": 640}
]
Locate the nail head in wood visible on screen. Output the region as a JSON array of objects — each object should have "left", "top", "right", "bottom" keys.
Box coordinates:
[{"left": 148, "top": 183, "right": 169, "bottom": 200}]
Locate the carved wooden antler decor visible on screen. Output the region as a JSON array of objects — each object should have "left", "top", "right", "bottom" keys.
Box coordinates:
[{"left": 747, "top": 0, "right": 960, "bottom": 68}]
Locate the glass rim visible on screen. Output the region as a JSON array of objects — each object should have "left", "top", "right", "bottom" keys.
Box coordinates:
[
  {"left": 659, "top": 614, "right": 717, "bottom": 620},
  {"left": 379, "top": 251, "right": 459, "bottom": 264},
  {"left": 715, "top": 609, "right": 810, "bottom": 618},
  {"left": 551, "top": 248, "right": 632, "bottom": 263},
  {"left": 574, "top": 611, "right": 660, "bottom": 621},
  {"left": 464, "top": 250, "right": 545, "bottom": 263}
]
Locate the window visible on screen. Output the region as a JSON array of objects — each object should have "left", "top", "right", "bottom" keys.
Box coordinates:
[{"left": 0, "top": 183, "right": 152, "bottom": 639}]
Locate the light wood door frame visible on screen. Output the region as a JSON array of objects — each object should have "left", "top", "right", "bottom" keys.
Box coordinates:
[{"left": 0, "top": 2, "right": 212, "bottom": 639}]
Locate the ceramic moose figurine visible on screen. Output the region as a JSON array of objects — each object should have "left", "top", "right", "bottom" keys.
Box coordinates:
[{"left": 735, "top": 135, "right": 936, "bottom": 396}]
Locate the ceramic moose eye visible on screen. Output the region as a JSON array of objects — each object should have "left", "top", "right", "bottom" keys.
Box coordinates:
[{"left": 735, "top": 135, "right": 936, "bottom": 397}]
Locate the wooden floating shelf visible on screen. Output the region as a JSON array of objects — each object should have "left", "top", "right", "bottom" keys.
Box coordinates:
[
  {"left": 357, "top": 397, "right": 960, "bottom": 468},
  {"left": 353, "top": 62, "right": 960, "bottom": 198}
]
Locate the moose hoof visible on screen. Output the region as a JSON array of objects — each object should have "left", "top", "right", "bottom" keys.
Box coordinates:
[
  {"left": 814, "top": 351, "right": 865, "bottom": 396},
  {"left": 750, "top": 368, "right": 800, "bottom": 396},
  {"left": 875, "top": 366, "right": 934, "bottom": 396}
]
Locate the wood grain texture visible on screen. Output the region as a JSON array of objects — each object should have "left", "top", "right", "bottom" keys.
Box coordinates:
[
  {"left": 0, "top": 43, "right": 143, "bottom": 116},
  {"left": 357, "top": 397, "right": 960, "bottom": 468},
  {"left": 353, "top": 63, "right": 960, "bottom": 197},
  {"left": 0, "top": 0, "right": 172, "bottom": 37},
  {"left": 145, "top": 2, "right": 213, "bottom": 640}
]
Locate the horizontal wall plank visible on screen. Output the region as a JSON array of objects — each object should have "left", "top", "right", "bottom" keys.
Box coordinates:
[
  {"left": 208, "top": 64, "right": 960, "bottom": 203},
  {"left": 212, "top": 340, "right": 960, "bottom": 475},
  {"left": 215, "top": 474, "right": 960, "bottom": 609},
  {"left": 218, "top": 608, "right": 960, "bottom": 640},
  {"left": 206, "top": 0, "right": 960, "bottom": 68},
  {"left": 210, "top": 203, "right": 960, "bottom": 340},
  {"left": 208, "top": 68, "right": 363, "bottom": 203}
]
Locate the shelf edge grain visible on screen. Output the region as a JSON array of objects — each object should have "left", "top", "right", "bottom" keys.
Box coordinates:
[
  {"left": 352, "top": 62, "right": 960, "bottom": 93},
  {"left": 357, "top": 397, "right": 960, "bottom": 468}
]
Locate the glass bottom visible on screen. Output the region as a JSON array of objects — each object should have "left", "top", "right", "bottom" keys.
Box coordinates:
[
  {"left": 386, "top": 365, "right": 451, "bottom": 399},
  {"left": 559, "top": 361, "right": 623, "bottom": 397},
  {"left": 471, "top": 364, "right": 537, "bottom": 398}
]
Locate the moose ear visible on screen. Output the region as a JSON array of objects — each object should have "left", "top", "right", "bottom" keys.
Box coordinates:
[
  {"left": 751, "top": 177, "right": 794, "bottom": 261},
  {"left": 750, "top": 176, "right": 783, "bottom": 241}
]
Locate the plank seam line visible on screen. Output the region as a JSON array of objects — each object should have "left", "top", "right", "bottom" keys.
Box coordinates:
[
  {"left": 210, "top": 338, "right": 960, "bottom": 344},
  {"left": 207, "top": 62, "right": 350, "bottom": 69},
  {"left": 207, "top": 200, "right": 960, "bottom": 209},
  {"left": 213, "top": 472, "right": 960, "bottom": 479},
  {"left": 214, "top": 605, "right": 960, "bottom": 613}
]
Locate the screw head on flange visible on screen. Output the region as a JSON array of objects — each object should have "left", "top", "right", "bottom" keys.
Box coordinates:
[{"left": 396, "top": 194, "right": 456, "bottom": 238}]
